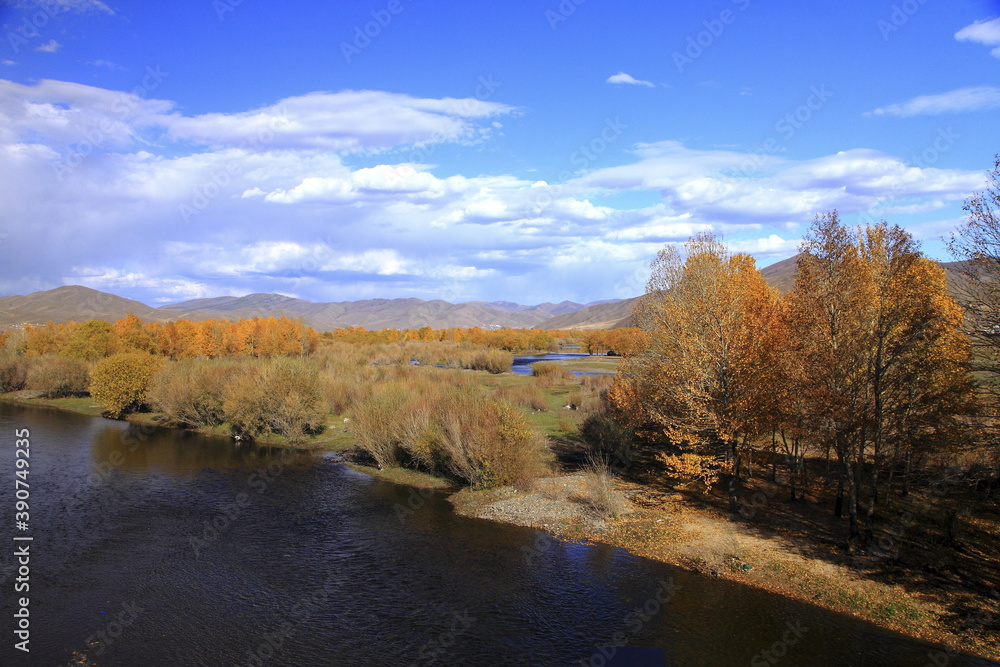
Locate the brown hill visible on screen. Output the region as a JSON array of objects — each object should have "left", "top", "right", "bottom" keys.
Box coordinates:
[
  {"left": 759, "top": 255, "right": 798, "bottom": 293},
  {"left": 0, "top": 285, "right": 170, "bottom": 327},
  {"left": 540, "top": 298, "right": 639, "bottom": 330}
]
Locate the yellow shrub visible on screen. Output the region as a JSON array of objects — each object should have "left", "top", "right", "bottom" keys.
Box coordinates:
[{"left": 89, "top": 352, "right": 165, "bottom": 418}]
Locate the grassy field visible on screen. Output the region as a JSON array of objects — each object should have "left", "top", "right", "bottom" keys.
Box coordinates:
[{"left": 551, "top": 355, "right": 621, "bottom": 374}]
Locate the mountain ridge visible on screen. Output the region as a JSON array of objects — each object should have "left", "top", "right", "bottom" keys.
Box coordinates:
[{"left": 0, "top": 257, "right": 970, "bottom": 331}]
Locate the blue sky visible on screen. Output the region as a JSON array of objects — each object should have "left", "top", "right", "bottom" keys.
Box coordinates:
[{"left": 1, "top": 0, "right": 999, "bottom": 306}]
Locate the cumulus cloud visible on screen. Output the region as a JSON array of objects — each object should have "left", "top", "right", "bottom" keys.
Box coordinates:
[
  {"left": 606, "top": 72, "right": 655, "bottom": 88},
  {"left": 955, "top": 17, "right": 1000, "bottom": 58},
  {"left": 0, "top": 78, "right": 984, "bottom": 304},
  {"left": 867, "top": 86, "right": 1000, "bottom": 117},
  {"left": 0, "top": 80, "right": 516, "bottom": 153},
  {"left": 34, "top": 39, "right": 60, "bottom": 53}
]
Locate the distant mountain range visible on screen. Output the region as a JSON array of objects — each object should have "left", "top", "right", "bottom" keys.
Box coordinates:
[
  {"left": 0, "top": 257, "right": 971, "bottom": 331},
  {"left": 0, "top": 286, "right": 626, "bottom": 331}
]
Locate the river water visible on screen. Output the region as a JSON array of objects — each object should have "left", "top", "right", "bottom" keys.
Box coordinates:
[
  {"left": 0, "top": 402, "right": 993, "bottom": 666},
  {"left": 510, "top": 353, "right": 593, "bottom": 376}
]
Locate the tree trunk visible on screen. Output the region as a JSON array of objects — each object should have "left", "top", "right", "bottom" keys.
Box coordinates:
[
  {"left": 835, "top": 471, "right": 844, "bottom": 517},
  {"left": 728, "top": 445, "right": 742, "bottom": 515},
  {"left": 902, "top": 450, "right": 911, "bottom": 498},
  {"left": 845, "top": 455, "right": 861, "bottom": 546}
]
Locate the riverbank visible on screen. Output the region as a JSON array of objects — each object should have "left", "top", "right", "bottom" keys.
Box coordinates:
[
  {"left": 6, "top": 388, "right": 997, "bottom": 662},
  {"left": 451, "top": 470, "right": 1000, "bottom": 663}
]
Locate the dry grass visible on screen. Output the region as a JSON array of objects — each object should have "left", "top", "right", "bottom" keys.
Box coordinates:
[
  {"left": 349, "top": 369, "right": 549, "bottom": 488},
  {"left": 25, "top": 354, "right": 89, "bottom": 397}
]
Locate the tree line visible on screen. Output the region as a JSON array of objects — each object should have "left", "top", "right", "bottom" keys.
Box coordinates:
[{"left": 611, "top": 211, "right": 982, "bottom": 548}]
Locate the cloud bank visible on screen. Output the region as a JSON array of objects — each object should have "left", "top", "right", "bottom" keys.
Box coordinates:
[{"left": 0, "top": 79, "right": 983, "bottom": 305}]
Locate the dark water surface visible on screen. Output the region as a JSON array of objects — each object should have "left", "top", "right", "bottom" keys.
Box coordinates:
[{"left": 0, "top": 402, "right": 993, "bottom": 666}]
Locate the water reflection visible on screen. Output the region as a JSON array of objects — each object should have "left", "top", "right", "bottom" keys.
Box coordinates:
[{"left": 0, "top": 401, "right": 993, "bottom": 666}]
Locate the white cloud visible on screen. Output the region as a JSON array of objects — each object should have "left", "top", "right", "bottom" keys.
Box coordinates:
[
  {"left": 605, "top": 72, "right": 655, "bottom": 88},
  {"left": 0, "top": 81, "right": 516, "bottom": 154},
  {"left": 162, "top": 90, "right": 516, "bottom": 152},
  {"left": 14, "top": 0, "right": 113, "bottom": 14},
  {"left": 955, "top": 17, "right": 1000, "bottom": 58},
  {"left": 34, "top": 39, "right": 61, "bottom": 53},
  {"left": 955, "top": 17, "right": 1000, "bottom": 57},
  {"left": 1, "top": 61, "right": 15, "bottom": 66},
  {"left": 867, "top": 86, "right": 1000, "bottom": 116},
  {"left": 0, "top": 78, "right": 984, "bottom": 304},
  {"left": 87, "top": 59, "right": 122, "bottom": 70}
]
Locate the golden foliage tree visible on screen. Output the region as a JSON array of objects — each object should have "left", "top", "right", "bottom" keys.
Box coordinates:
[
  {"left": 789, "top": 213, "right": 974, "bottom": 544},
  {"left": 89, "top": 352, "right": 165, "bottom": 418},
  {"left": 63, "top": 319, "right": 117, "bottom": 361},
  {"left": 612, "top": 233, "right": 782, "bottom": 512}
]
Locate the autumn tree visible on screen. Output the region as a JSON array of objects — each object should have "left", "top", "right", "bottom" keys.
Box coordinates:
[
  {"left": 63, "top": 319, "right": 117, "bottom": 361},
  {"left": 790, "top": 213, "right": 973, "bottom": 545},
  {"left": 948, "top": 155, "right": 1000, "bottom": 386},
  {"left": 114, "top": 313, "right": 156, "bottom": 353},
  {"left": 24, "top": 321, "right": 71, "bottom": 356},
  {"left": 612, "top": 233, "right": 783, "bottom": 512},
  {"left": 89, "top": 352, "right": 165, "bottom": 418}
]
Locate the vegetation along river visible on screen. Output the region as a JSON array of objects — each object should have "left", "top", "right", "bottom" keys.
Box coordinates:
[{"left": 0, "top": 402, "right": 992, "bottom": 666}]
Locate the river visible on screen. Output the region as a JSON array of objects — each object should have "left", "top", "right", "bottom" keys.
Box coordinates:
[
  {"left": 510, "top": 353, "right": 593, "bottom": 376},
  {"left": 0, "top": 402, "right": 992, "bottom": 666}
]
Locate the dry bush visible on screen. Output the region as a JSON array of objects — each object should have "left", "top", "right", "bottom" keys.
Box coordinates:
[
  {"left": 349, "top": 382, "right": 412, "bottom": 468},
  {"left": 148, "top": 359, "right": 239, "bottom": 427},
  {"left": 495, "top": 384, "right": 549, "bottom": 412},
  {"left": 222, "top": 357, "right": 325, "bottom": 441},
  {"left": 89, "top": 352, "right": 165, "bottom": 418},
  {"left": 580, "top": 409, "right": 637, "bottom": 468},
  {"left": 467, "top": 349, "right": 513, "bottom": 374},
  {"left": 350, "top": 374, "right": 549, "bottom": 487},
  {"left": 0, "top": 352, "right": 27, "bottom": 392},
  {"left": 435, "top": 392, "right": 548, "bottom": 488},
  {"left": 319, "top": 371, "right": 374, "bottom": 416},
  {"left": 583, "top": 454, "right": 627, "bottom": 518},
  {"left": 531, "top": 361, "right": 573, "bottom": 387},
  {"left": 25, "top": 355, "right": 89, "bottom": 397},
  {"left": 579, "top": 375, "right": 615, "bottom": 413}
]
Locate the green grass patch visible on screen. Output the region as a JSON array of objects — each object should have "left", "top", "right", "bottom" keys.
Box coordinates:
[
  {"left": 0, "top": 393, "right": 107, "bottom": 418},
  {"left": 349, "top": 464, "right": 454, "bottom": 489},
  {"left": 553, "top": 356, "right": 622, "bottom": 374}
]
